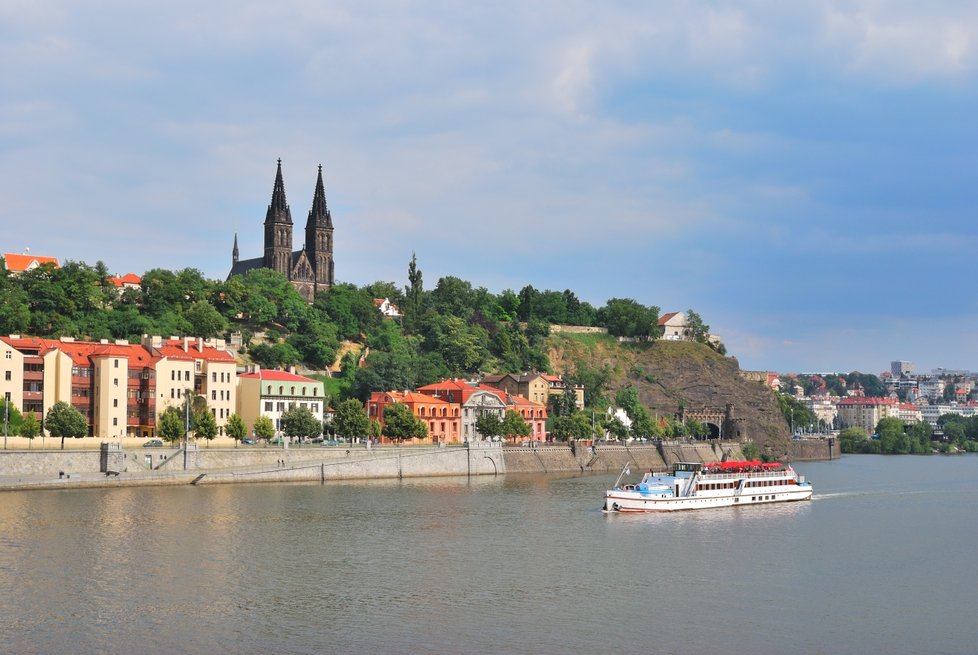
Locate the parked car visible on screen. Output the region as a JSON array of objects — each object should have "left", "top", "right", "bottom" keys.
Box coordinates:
[
  {"left": 143, "top": 439, "right": 164, "bottom": 448},
  {"left": 241, "top": 438, "right": 256, "bottom": 445}
]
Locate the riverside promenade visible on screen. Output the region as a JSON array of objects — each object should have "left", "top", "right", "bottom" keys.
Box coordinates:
[{"left": 0, "top": 437, "right": 836, "bottom": 492}]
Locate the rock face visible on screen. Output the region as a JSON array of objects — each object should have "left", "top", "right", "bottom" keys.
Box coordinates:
[{"left": 547, "top": 335, "right": 792, "bottom": 457}]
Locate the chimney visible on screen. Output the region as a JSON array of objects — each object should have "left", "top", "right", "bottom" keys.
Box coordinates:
[
  {"left": 197, "top": 337, "right": 204, "bottom": 352},
  {"left": 183, "top": 336, "right": 189, "bottom": 352}
]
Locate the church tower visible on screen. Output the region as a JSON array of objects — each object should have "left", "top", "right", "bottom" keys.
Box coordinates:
[
  {"left": 263, "top": 159, "right": 293, "bottom": 276},
  {"left": 305, "top": 164, "right": 335, "bottom": 293}
]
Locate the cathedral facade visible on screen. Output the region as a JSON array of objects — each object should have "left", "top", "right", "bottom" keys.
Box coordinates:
[{"left": 228, "top": 159, "right": 334, "bottom": 302}]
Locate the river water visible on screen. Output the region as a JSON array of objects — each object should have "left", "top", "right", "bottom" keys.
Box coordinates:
[{"left": 0, "top": 455, "right": 976, "bottom": 655}]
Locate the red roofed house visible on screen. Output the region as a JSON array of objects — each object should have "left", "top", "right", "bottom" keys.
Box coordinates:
[
  {"left": 366, "top": 390, "right": 459, "bottom": 444},
  {"left": 107, "top": 273, "right": 142, "bottom": 290},
  {"left": 0, "top": 333, "right": 238, "bottom": 440},
  {"left": 1, "top": 335, "right": 158, "bottom": 438},
  {"left": 658, "top": 311, "right": 690, "bottom": 340},
  {"left": 2, "top": 252, "right": 60, "bottom": 274},
  {"left": 415, "top": 379, "right": 507, "bottom": 442},
  {"left": 237, "top": 366, "right": 326, "bottom": 439},
  {"left": 143, "top": 336, "right": 237, "bottom": 436},
  {"left": 373, "top": 298, "right": 403, "bottom": 319},
  {"left": 482, "top": 372, "right": 584, "bottom": 410},
  {"left": 500, "top": 392, "right": 548, "bottom": 442},
  {"left": 836, "top": 397, "right": 897, "bottom": 433}
]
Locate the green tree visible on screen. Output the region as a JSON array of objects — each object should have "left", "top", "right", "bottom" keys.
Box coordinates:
[
  {"left": 368, "top": 418, "right": 383, "bottom": 440},
  {"left": 404, "top": 252, "right": 424, "bottom": 332},
  {"left": 685, "top": 309, "right": 710, "bottom": 343},
  {"left": 332, "top": 398, "right": 370, "bottom": 443},
  {"left": 615, "top": 387, "right": 641, "bottom": 419},
  {"left": 602, "top": 413, "right": 630, "bottom": 441},
  {"left": 253, "top": 415, "right": 275, "bottom": 442},
  {"left": 597, "top": 298, "right": 660, "bottom": 338},
  {"left": 839, "top": 427, "right": 870, "bottom": 453},
  {"left": 280, "top": 405, "right": 322, "bottom": 440},
  {"left": 474, "top": 412, "right": 504, "bottom": 441},
  {"left": 225, "top": 413, "right": 246, "bottom": 447},
  {"left": 1, "top": 398, "right": 24, "bottom": 437},
  {"left": 19, "top": 412, "right": 41, "bottom": 449},
  {"left": 501, "top": 410, "right": 532, "bottom": 443},
  {"left": 550, "top": 412, "right": 595, "bottom": 441},
  {"left": 157, "top": 406, "right": 185, "bottom": 444},
  {"left": 185, "top": 301, "right": 228, "bottom": 338},
  {"left": 45, "top": 401, "right": 89, "bottom": 449},
  {"left": 193, "top": 408, "right": 219, "bottom": 446},
  {"left": 382, "top": 403, "right": 427, "bottom": 443}
]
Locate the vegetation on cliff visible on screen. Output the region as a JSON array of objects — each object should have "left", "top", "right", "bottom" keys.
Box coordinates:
[{"left": 0, "top": 256, "right": 791, "bottom": 449}]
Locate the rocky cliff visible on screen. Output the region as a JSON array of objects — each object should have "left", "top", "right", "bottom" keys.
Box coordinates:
[{"left": 547, "top": 334, "right": 792, "bottom": 457}]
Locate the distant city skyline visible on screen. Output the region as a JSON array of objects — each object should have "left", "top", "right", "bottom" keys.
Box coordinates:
[{"left": 3, "top": 2, "right": 977, "bottom": 374}]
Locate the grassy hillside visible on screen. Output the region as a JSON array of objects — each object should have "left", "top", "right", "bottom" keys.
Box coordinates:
[{"left": 547, "top": 333, "right": 792, "bottom": 457}]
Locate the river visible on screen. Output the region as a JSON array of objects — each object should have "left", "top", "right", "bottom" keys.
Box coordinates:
[{"left": 0, "top": 454, "right": 975, "bottom": 654}]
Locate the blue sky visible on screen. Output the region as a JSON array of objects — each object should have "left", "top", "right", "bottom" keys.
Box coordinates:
[{"left": 3, "top": 1, "right": 977, "bottom": 375}]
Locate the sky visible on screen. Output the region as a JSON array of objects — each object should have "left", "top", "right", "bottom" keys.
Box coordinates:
[{"left": 2, "top": 1, "right": 977, "bottom": 375}]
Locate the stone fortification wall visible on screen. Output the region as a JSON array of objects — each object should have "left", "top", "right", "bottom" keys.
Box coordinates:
[
  {"left": 549, "top": 325, "right": 608, "bottom": 334},
  {"left": 790, "top": 438, "right": 839, "bottom": 461}
]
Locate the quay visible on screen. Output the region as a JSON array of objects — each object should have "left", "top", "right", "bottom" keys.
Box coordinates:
[{"left": 0, "top": 438, "right": 837, "bottom": 492}]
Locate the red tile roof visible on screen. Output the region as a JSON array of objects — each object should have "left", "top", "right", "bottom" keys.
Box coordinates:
[
  {"left": 239, "top": 369, "right": 320, "bottom": 383},
  {"left": 150, "top": 337, "right": 234, "bottom": 362},
  {"left": 658, "top": 312, "right": 679, "bottom": 326},
  {"left": 107, "top": 273, "right": 142, "bottom": 287},
  {"left": 0, "top": 336, "right": 158, "bottom": 367},
  {"left": 3, "top": 253, "right": 59, "bottom": 272}
]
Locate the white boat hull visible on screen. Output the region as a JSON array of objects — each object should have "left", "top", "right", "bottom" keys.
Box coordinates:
[{"left": 605, "top": 485, "right": 813, "bottom": 512}]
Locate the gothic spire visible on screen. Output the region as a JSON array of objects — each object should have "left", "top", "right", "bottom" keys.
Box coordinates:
[
  {"left": 306, "top": 164, "right": 333, "bottom": 229},
  {"left": 232, "top": 232, "right": 239, "bottom": 264},
  {"left": 265, "top": 158, "right": 292, "bottom": 224}
]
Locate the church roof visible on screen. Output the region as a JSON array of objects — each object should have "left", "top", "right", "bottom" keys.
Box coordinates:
[
  {"left": 265, "top": 158, "right": 292, "bottom": 225},
  {"left": 307, "top": 165, "right": 332, "bottom": 229},
  {"left": 228, "top": 256, "right": 265, "bottom": 278}
]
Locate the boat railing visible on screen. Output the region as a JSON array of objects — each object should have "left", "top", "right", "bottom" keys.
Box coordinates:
[{"left": 701, "top": 469, "right": 789, "bottom": 481}]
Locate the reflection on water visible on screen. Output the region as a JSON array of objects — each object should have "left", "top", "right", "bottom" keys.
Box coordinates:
[{"left": 1, "top": 456, "right": 976, "bottom": 654}]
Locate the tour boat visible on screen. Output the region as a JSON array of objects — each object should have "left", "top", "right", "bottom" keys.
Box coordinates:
[{"left": 604, "top": 460, "right": 813, "bottom": 512}]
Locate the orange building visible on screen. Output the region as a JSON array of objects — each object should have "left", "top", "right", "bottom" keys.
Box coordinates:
[
  {"left": 500, "top": 392, "right": 548, "bottom": 442},
  {"left": 366, "top": 390, "right": 461, "bottom": 444}
]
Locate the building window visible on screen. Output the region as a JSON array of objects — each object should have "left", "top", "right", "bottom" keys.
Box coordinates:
[
  {"left": 311, "top": 403, "right": 318, "bottom": 413},
  {"left": 4, "top": 371, "right": 9, "bottom": 381},
  {"left": 113, "top": 378, "right": 118, "bottom": 387},
  {"left": 171, "top": 370, "right": 176, "bottom": 380},
  {"left": 266, "top": 385, "right": 271, "bottom": 394},
  {"left": 112, "top": 417, "right": 118, "bottom": 426},
  {"left": 114, "top": 359, "right": 119, "bottom": 368},
  {"left": 4, "top": 351, "right": 10, "bottom": 360},
  {"left": 212, "top": 372, "right": 217, "bottom": 382},
  {"left": 279, "top": 386, "right": 283, "bottom": 395},
  {"left": 276, "top": 402, "right": 285, "bottom": 411},
  {"left": 113, "top": 399, "right": 118, "bottom": 408},
  {"left": 291, "top": 386, "right": 295, "bottom": 395},
  {"left": 301, "top": 387, "right": 306, "bottom": 396},
  {"left": 184, "top": 371, "right": 190, "bottom": 381},
  {"left": 264, "top": 402, "right": 273, "bottom": 411}
]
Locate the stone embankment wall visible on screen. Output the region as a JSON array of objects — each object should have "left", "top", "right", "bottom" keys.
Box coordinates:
[
  {"left": 0, "top": 438, "right": 836, "bottom": 492},
  {"left": 789, "top": 438, "right": 840, "bottom": 461},
  {"left": 503, "top": 441, "right": 745, "bottom": 474}
]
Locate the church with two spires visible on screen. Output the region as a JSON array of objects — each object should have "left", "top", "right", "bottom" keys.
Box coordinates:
[{"left": 228, "top": 159, "right": 335, "bottom": 302}]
